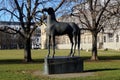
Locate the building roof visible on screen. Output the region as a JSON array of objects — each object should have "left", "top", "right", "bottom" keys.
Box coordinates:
[{"left": 0, "top": 21, "right": 21, "bottom": 25}]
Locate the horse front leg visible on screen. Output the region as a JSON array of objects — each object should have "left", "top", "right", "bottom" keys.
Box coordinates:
[
  {"left": 52, "top": 36, "right": 55, "bottom": 58},
  {"left": 71, "top": 35, "right": 77, "bottom": 57},
  {"left": 47, "top": 36, "right": 51, "bottom": 57}
]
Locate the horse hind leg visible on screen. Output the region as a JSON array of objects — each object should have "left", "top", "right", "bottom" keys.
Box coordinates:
[
  {"left": 78, "top": 30, "right": 80, "bottom": 56},
  {"left": 68, "top": 35, "right": 74, "bottom": 57}
]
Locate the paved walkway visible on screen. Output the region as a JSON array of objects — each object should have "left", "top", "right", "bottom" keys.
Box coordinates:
[{"left": 33, "top": 70, "right": 95, "bottom": 79}]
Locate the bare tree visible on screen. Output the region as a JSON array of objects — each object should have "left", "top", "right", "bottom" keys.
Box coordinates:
[
  {"left": 0, "top": 0, "right": 65, "bottom": 62},
  {"left": 105, "top": 0, "right": 120, "bottom": 33},
  {"left": 70, "top": 0, "right": 111, "bottom": 60}
]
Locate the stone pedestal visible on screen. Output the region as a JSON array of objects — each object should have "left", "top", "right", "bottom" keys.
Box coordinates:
[{"left": 44, "top": 56, "right": 83, "bottom": 74}]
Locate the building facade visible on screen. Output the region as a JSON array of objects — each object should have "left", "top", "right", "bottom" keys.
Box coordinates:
[{"left": 0, "top": 20, "right": 120, "bottom": 50}]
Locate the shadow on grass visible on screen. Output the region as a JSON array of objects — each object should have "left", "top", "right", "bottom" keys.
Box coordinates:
[
  {"left": 0, "top": 59, "right": 44, "bottom": 64},
  {"left": 83, "top": 56, "right": 120, "bottom": 61},
  {"left": 0, "top": 55, "right": 120, "bottom": 64},
  {"left": 84, "top": 68, "right": 120, "bottom": 72},
  {"left": 99, "top": 56, "right": 120, "bottom": 60}
]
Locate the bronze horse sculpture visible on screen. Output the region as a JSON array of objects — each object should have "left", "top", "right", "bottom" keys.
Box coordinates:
[{"left": 42, "top": 7, "right": 81, "bottom": 57}]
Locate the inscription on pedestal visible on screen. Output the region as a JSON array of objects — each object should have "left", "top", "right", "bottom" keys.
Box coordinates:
[{"left": 44, "top": 56, "right": 83, "bottom": 74}]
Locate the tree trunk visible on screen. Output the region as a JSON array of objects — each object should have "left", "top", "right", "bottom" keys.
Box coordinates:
[
  {"left": 24, "top": 37, "right": 32, "bottom": 62},
  {"left": 91, "top": 32, "right": 98, "bottom": 60}
]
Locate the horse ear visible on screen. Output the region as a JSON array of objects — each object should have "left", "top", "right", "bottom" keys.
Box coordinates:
[
  {"left": 42, "top": 8, "right": 48, "bottom": 12},
  {"left": 48, "top": 7, "right": 55, "bottom": 12},
  {"left": 49, "top": 7, "right": 53, "bottom": 9}
]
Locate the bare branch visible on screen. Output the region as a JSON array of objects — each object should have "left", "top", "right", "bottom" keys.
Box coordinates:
[
  {"left": 0, "top": 8, "right": 19, "bottom": 19},
  {"left": 96, "top": 0, "right": 111, "bottom": 26},
  {"left": 54, "top": 0, "right": 65, "bottom": 12},
  {"left": 0, "top": 26, "right": 25, "bottom": 38}
]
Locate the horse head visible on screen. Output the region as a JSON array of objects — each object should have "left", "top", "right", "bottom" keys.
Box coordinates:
[{"left": 42, "top": 7, "right": 55, "bottom": 15}]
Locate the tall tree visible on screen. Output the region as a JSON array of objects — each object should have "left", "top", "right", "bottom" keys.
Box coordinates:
[
  {"left": 0, "top": 0, "right": 65, "bottom": 62},
  {"left": 71, "top": 0, "right": 111, "bottom": 60}
]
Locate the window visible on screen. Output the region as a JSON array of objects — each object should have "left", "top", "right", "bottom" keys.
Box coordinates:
[
  {"left": 108, "top": 33, "right": 114, "bottom": 42},
  {"left": 104, "top": 36, "right": 106, "bottom": 42},
  {"left": 116, "top": 34, "right": 119, "bottom": 42}
]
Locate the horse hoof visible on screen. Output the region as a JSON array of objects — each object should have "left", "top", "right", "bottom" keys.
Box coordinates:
[
  {"left": 52, "top": 56, "right": 54, "bottom": 58},
  {"left": 70, "top": 54, "right": 74, "bottom": 57},
  {"left": 46, "top": 55, "right": 49, "bottom": 58}
]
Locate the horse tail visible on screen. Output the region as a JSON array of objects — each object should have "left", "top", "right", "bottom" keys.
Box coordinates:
[{"left": 78, "top": 29, "right": 81, "bottom": 56}]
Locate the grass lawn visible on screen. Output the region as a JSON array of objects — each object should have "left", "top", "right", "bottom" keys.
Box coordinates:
[{"left": 0, "top": 49, "right": 120, "bottom": 80}]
